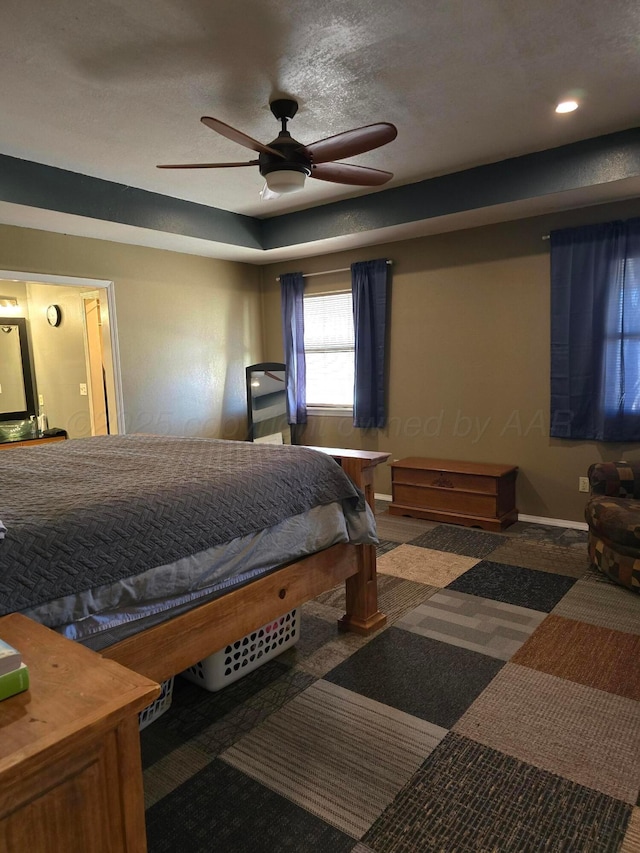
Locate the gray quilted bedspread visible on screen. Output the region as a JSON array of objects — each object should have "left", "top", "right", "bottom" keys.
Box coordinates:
[{"left": 0, "top": 435, "right": 360, "bottom": 614}]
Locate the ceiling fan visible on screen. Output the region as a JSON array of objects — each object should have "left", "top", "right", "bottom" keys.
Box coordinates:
[{"left": 157, "top": 98, "right": 397, "bottom": 198}]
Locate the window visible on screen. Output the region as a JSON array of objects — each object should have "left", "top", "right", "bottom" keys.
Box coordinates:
[
  {"left": 603, "top": 254, "right": 640, "bottom": 417},
  {"left": 303, "top": 291, "right": 354, "bottom": 409},
  {"left": 550, "top": 217, "right": 640, "bottom": 441}
]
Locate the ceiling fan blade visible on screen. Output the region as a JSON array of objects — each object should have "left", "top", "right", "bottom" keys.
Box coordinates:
[
  {"left": 201, "top": 116, "right": 286, "bottom": 158},
  {"left": 157, "top": 161, "right": 259, "bottom": 169},
  {"left": 310, "top": 162, "right": 393, "bottom": 186},
  {"left": 301, "top": 123, "right": 397, "bottom": 165}
]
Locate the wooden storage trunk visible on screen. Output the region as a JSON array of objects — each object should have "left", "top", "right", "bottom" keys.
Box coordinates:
[{"left": 389, "top": 457, "right": 518, "bottom": 531}]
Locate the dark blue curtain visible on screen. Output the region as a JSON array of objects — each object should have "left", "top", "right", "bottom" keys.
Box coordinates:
[
  {"left": 351, "top": 259, "right": 389, "bottom": 428},
  {"left": 280, "top": 272, "right": 307, "bottom": 424},
  {"left": 550, "top": 218, "right": 640, "bottom": 440}
]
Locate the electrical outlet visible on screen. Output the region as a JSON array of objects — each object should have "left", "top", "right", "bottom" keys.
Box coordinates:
[
  {"left": 79, "top": 383, "right": 88, "bottom": 396},
  {"left": 578, "top": 476, "right": 590, "bottom": 492},
  {"left": 38, "top": 394, "right": 44, "bottom": 406}
]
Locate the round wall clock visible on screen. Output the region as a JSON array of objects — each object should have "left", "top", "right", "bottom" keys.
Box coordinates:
[{"left": 46, "top": 304, "right": 62, "bottom": 327}]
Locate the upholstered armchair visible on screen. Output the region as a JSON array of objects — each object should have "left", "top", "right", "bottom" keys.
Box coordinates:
[{"left": 585, "top": 461, "right": 640, "bottom": 592}]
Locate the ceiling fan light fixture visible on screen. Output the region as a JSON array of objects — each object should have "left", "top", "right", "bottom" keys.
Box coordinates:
[{"left": 264, "top": 169, "right": 307, "bottom": 194}]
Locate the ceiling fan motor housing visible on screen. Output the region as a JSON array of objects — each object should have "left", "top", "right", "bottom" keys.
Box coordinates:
[{"left": 258, "top": 131, "right": 311, "bottom": 180}]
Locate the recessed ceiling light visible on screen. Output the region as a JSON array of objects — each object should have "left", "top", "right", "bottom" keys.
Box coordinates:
[{"left": 556, "top": 100, "right": 579, "bottom": 114}]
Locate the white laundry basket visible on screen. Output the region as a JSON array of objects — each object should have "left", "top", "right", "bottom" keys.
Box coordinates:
[
  {"left": 138, "top": 677, "right": 174, "bottom": 730},
  {"left": 181, "top": 609, "right": 299, "bottom": 692}
]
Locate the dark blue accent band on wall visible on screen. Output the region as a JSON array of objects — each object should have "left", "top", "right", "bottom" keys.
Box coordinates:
[
  {"left": 0, "top": 128, "right": 639, "bottom": 253},
  {"left": 0, "top": 154, "right": 263, "bottom": 249},
  {"left": 262, "top": 128, "right": 640, "bottom": 250}
]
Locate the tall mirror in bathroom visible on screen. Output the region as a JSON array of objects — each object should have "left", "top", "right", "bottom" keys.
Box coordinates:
[
  {"left": 0, "top": 317, "right": 36, "bottom": 421},
  {"left": 246, "top": 362, "right": 291, "bottom": 444}
]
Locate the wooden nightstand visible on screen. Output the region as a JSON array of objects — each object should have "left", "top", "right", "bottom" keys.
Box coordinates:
[{"left": 0, "top": 614, "right": 159, "bottom": 852}]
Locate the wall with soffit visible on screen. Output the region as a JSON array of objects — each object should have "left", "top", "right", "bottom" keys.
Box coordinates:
[
  {"left": 260, "top": 197, "right": 640, "bottom": 524},
  {"left": 0, "top": 224, "right": 263, "bottom": 440}
]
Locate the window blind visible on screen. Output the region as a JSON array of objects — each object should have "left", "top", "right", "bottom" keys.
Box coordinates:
[
  {"left": 303, "top": 292, "right": 354, "bottom": 352},
  {"left": 303, "top": 291, "right": 354, "bottom": 407}
]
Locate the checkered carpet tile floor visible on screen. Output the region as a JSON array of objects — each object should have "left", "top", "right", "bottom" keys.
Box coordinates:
[{"left": 142, "top": 507, "right": 640, "bottom": 853}]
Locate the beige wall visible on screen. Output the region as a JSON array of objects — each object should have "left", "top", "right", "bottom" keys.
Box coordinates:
[
  {"left": 26, "top": 282, "right": 92, "bottom": 438},
  {"left": 0, "top": 225, "right": 263, "bottom": 440},
  {"left": 260, "top": 198, "right": 640, "bottom": 524},
  {"left": 0, "top": 280, "right": 28, "bottom": 310},
  {"left": 5, "top": 195, "right": 640, "bottom": 523}
]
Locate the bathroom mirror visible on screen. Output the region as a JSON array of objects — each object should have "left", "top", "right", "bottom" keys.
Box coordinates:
[
  {"left": 0, "top": 317, "right": 36, "bottom": 420},
  {"left": 246, "top": 362, "right": 290, "bottom": 444}
]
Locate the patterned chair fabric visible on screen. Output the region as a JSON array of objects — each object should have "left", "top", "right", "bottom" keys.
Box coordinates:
[
  {"left": 585, "top": 461, "right": 640, "bottom": 593},
  {"left": 587, "top": 460, "right": 640, "bottom": 498}
]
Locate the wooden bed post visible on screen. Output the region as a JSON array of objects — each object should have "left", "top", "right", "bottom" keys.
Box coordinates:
[{"left": 306, "top": 447, "right": 390, "bottom": 635}]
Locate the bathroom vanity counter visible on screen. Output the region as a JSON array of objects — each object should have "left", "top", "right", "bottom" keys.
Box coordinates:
[{"left": 0, "top": 435, "right": 67, "bottom": 450}]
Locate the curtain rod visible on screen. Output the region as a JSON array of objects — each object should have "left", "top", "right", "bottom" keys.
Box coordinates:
[{"left": 276, "top": 260, "right": 392, "bottom": 282}]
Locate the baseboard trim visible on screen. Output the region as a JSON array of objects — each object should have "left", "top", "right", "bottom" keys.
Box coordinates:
[
  {"left": 374, "top": 494, "right": 588, "bottom": 531},
  {"left": 517, "top": 513, "right": 588, "bottom": 531}
]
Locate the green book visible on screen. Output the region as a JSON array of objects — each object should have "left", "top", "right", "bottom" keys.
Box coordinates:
[
  {"left": 0, "top": 638, "right": 22, "bottom": 676},
  {"left": 0, "top": 663, "right": 30, "bottom": 701}
]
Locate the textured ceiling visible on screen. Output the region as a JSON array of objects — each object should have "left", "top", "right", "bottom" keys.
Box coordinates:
[{"left": 1, "top": 0, "right": 639, "bottom": 257}]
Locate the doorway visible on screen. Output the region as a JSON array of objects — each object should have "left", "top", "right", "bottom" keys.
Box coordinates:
[
  {"left": 83, "top": 294, "right": 110, "bottom": 435},
  {"left": 0, "top": 270, "right": 123, "bottom": 437}
]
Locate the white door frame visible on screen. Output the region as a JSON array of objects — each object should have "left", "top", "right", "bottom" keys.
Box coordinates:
[{"left": 0, "top": 270, "right": 125, "bottom": 434}]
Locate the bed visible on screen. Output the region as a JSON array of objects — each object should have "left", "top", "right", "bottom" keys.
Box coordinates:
[{"left": 0, "top": 435, "right": 389, "bottom": 682}]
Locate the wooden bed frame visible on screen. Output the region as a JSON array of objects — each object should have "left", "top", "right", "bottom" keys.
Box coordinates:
[
  {"left": 102, "top": 448, "right": 390, "bottom": 682},
  {"left": 0, "top": 448, "right": 389, "bottom": 853}
]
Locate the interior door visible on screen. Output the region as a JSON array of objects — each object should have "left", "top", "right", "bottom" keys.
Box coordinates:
[{"left": 83, "top": 297, "right": 109, "bottom": 435}]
